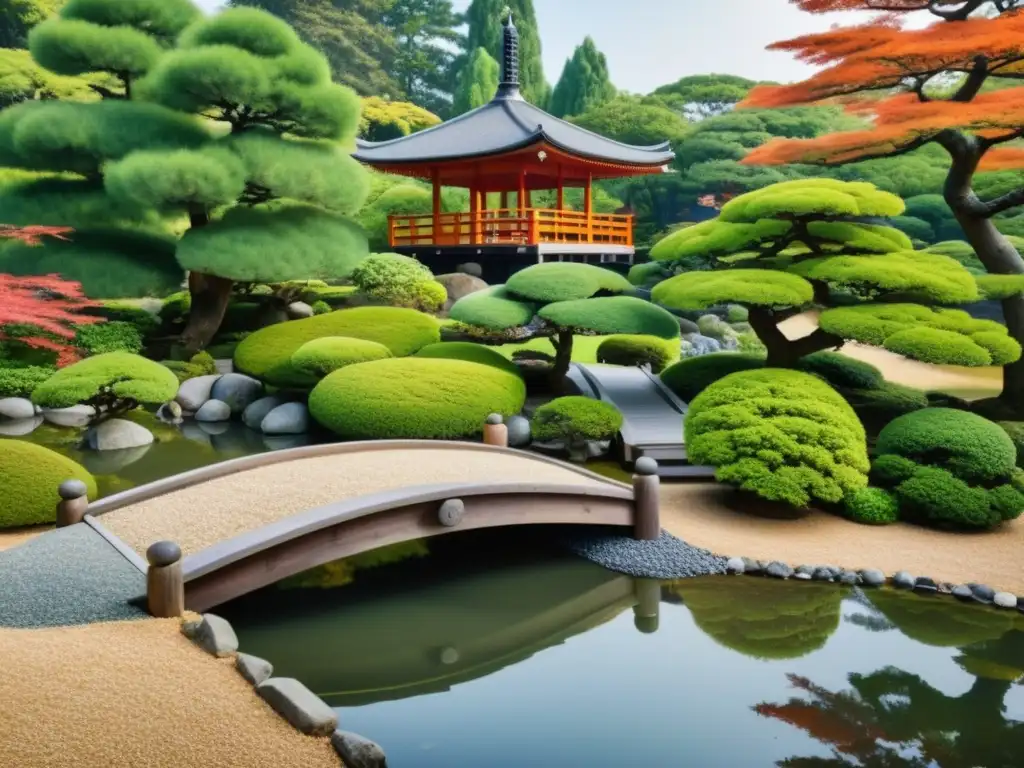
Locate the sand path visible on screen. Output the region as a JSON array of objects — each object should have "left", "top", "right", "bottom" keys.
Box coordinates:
[
  {"left": 0, "top": 616, "right": 341, "bottom": 768},
  {"left": 100, "top": 447, "right": 609, "bottom": 557},
  {"left": 0, "top": 525, "right": 48, "bottom": 551}
]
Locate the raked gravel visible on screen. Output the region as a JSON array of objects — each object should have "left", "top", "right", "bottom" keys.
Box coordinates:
[{"left": 566, "top": 529, "right": 728, "bottom": 579}]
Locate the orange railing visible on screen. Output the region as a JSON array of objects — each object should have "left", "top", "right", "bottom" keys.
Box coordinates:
[{"left": 388, "top": 208, "right": 634, "bottom": 248}]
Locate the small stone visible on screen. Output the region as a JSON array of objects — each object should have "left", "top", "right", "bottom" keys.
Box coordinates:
[
  {"left": 812, "top": 567, "right": 834, "bottom": 582},
  {"left": 913, "top": 576, "right": 938, "bottom": 594},
  {"left": 331, "top": 730, "right": 388, "bottom": 768},
  {"left": 286, "top": 301, "right": 314, "bottom": 319},
  {"left": 437, "top": 498, "right": 465, "bottom": 527},
  {"left": 741, "top": 557, "right": 762, "bottom": 576},
  {"left": 725, "top": 557, "right": 745, "bottom": 575},
  {"left": 634, "top": 457, "right": 659, "bottom": 476},
  {"left": 506, "top": 414, "right": 531, "bottom": 447},
  {"left": 58, "top": 479, "right": 88, "bottom": 500},
  {"left": 892, "top": 571, "right": 915, "bottom": 590},
  {"left": 242, "top": 396, "right": 284, "bottom": 430},
  {"left": 175, "top": 374, "right": 221, "bottom": 411},
  {"left": 952, "top": 584, "right": 974, "bottom": 601},
  {"left": 210, "top": 373, "right": 263, "bottom": 415},
  {"left": 156, "top": 401, "right": 183, "bottom": 424},
  {"left": 260, "top": 402, "right": 309, "bottom": 435},
  {"left": 257, "top": 678, "right": 337, "bottom": 736},
  {"left": 86, "top": 418, "right": 154, "bottom": 451},
  {"left": 794, "top": 572, "right": 812, "bottom": 581},
  {"left": 970, "top": 583, "right": 996, "bottom": 602},
  {"left": 42, "top": 404, "right": 95, "bottom": 427},
  {"left": 795, "top": 564, "right": 816, "bottom": 576},
  {"left": 860, "top": 569, "right": 886, "bottom": 587},
  {"left": 145, "top": 541, "right": 181, "bottom": 567},
  {"left": 765, "top": 561, "right": 794, "bottom": 579},
  {"left": 195, "top": 399, "right": 231, "bottom": 422},
  {"left": 994, "top": 592, "right": 1018, "bottom": 609},
  {"left": 485, "top": 413, "right": 503, "bottom": 425},
  {"left": 236, "top": 653, "right": 273, "bottom": 686},
  {"left": 838, "top": 570, "right": 861, "bottom": 586},
  {"left": 0, "top": 397, "right": 35, "bottom": 420},
  {"left": 185, "top": 613, "right": 238, "bottom": 657},
  {"left": 456, "top": 261, "right": 482, "bottom": 278}
]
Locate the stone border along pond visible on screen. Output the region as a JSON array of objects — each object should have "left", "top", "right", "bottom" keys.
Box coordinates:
[{"left": 182, "top": 613, "right": 388, "bottom": 768}]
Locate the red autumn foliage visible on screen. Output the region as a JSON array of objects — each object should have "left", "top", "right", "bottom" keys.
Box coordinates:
[{"left": 0, "top": 224, "right": 74, "bottom": 246}]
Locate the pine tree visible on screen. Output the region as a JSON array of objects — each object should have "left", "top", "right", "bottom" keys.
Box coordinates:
[
  {"left": 0, "top": 0, "right": 62, "bottom": 49},
  {"left": 380, "top": 0, "right": 462, "bottom": 114},
  {"left": 463, "top": 0, "right": 548, "bottom": 107},
  {"left": 548, "top": 36, "right": 615, "bottom": 119},
  {"left": 451, "top": 46, "right": 498, "bottom": 115}
]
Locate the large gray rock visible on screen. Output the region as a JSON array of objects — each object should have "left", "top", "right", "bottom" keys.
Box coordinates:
[
  {"left": 42, "top": 404, "right": 95, "bottom": 427},
  {"left": 261, "top": 402, "right": 309, "bottom": 435},
  {"left": 331, "top": 730, "right": 388, "bottom": 768},
  {"left": 236, "top": 653, "right": 273, "bottom": 686},
  {"left": 86, "top": 418, "right": 154, "bottom": 451},
  {"left": 0, "top": 416, "right": 43, "bottom": 436},
  {"left": 0, "top": 397, "right": 35, "bottom": 420},
  {"left": 243, "top": 396, "right": 284, "bottom": 430},
  {"left": 175, "top": 374, "right": 221, "bottom": 411},
  {"left": 210, "top": 373, "right": 263, "bottom": 415},
  {"left": 257, "top": 678, "right": 337, "bottom": 736},
  {"left": 506, "top": 414, "right": 531, "bottom": 447},
  {"left": 680, "top": 333, "right": 722, "bottom": 358},
  {"left": 195, "top": 399, "right": 231, "bottom": 423},
  {"left": 456, "top": 261, "right": 483, "bottom": 278},
  {"left": 436, "top": 272, "right": 488, "bottom": 313},
  {"left": 286, "top": 301, "right": 314, "bottom": 319},
  {"left": 183, "top": 613, "right": 238, "bottom": 658}
]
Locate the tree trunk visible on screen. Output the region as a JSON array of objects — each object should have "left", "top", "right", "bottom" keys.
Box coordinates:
[
  {"left": 179, "top": 272, "right": 234, "bottom": 356},
  {"left": 549, "top": 330, "right": 574, "bottom": 392},
  {"left": 747, "top": 307, "right": 841, "bottom": 368}
]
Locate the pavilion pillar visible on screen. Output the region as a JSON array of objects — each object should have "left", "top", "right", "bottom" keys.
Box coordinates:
[
  {"left": 584, "top": 172, "right": 593, "bottom": 242},
  {"left": 556, "top": 165, "right": 564, "bottom": 211},
  {"left": 469, "top": 185, "right": 479, "bottom": 245},
  {"left": 500, "top": 191, "right": 509, "bottom": 213},
  {"left": 431, "top": 167, "right": 441, "bottom": 244}
]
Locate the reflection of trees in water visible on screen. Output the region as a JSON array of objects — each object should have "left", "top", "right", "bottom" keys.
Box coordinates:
[
  {"left": 278, "top": 540, "right": 431, "bottom": 589},
  {"left": 672, "top": 576, "right": 844, "bottom": 660},
  {"left": 867, "top": 589, "right": 1019, "bottom": 648}
]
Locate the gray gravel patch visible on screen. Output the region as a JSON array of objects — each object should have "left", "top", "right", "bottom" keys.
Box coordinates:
[
  {"left": 0, "top": 525, "right": 147, "bottom": 628},
  {"left": 563, "top": 529, "right": 728, "bottom": 579}
]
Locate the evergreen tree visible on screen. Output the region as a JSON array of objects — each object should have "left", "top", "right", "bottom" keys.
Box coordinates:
[
  {"left": 451, "top": 46, "right": 497, "bottom": 115},
  {"left": 548, "top": 36, "right": 614, "bottom": 119},
  {"left": 462, "top": 0, "right": 548, "bottom": 107},
  {"left": 380, "top": 0, "right": 462, "bottom": 115},
  {"left": 0, "top": 0, "right": 62, "bottom": 49}
]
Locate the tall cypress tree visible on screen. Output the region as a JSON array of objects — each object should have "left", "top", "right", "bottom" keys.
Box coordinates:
[
  {"left": 549, "top": 36, "right": 615, "bottom": 119},
  {"left": 463, "top": 0, "right": 548, "bottom": 107},
  {"left": 451, "top": 46, "right": 498, "bottom": 115}
]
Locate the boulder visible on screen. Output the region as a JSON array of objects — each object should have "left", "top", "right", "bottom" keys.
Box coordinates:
[
  {"left": 183, "top": 614, "right": 238, "bottom": 658},
  {"left": 506, "top": 414, "right": 531, "bottom": 447},
  {"left": 680, "top": 333, "right": 722, "bottom": 358},
  {"left": 676, "top": 317, "right": 699, "bottom": 335},
  {"left": 456, "top": 261, "right": 483, "bottom": 278},
  {"left": 765, "top": 561, "right": 794, "bottom": 579},
  {"left": 952, "top": 584, "right": 974, "bottom": 601},
  {"left": 261, "top": 403, "right": 309, "bottom": 435},
  {"left": 331, "top": 731, "right": 388, "bottom": 768},
  {"left": 42, "top": 405, "right": 95, "bottom": 428},
  {"left": 838, "top": 570, "right": 861, "bottom": 586},
  {"left": 86, "top": 419, "right": 155, "bottom": 451},
  {"left": 256, "top": 678, "right": 337, "bottom": 736},
  {"left": 286, "top": 301, "right": 314, "bottom": 320},
  {"left": 242, "top": 396, "right": 284, "bottom": 430},
  {"left": 210, "top": 373, "right": 263, "bottom": 415},
  {"left": 0, "top": 416, "right": 43, "bottom": 437},
  {"left": 859, "top": 569, "right": 886, "bottom": 587},
  {"left": 175, "top": 374, "right": 221, "bottom": 412},
  {"left": 195, "top": 399, "right": 231, "bottom": 423},
  {"left": 0, "top": 397, "right": 35, "bottom": 421},
  {"left": 436, "top": 273, "right": 489, "bottom": 313},
  {"left": 236, "top": 653, "right": 274, "bottom": 686}
]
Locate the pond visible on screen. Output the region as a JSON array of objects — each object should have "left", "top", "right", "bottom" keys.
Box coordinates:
[{"left": 218, "top": 528, "right": 1024, "bottom": 768}]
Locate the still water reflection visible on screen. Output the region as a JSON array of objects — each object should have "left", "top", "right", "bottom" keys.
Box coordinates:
[{"left": 220, "top": 531, "right": 1024, "bottom": 768}]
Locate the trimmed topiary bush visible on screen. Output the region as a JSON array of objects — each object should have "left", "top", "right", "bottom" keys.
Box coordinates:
[
  {"left": 0, "top": 440, "right": 97, "bottom": 528},
  {"left": 532, "top": 396, "right": 623, "bottom": 445},
  {"left": 73, "top": 321, "right": 144, "bottom": 356},
  {"left": 162, "top": 351, "right": 217, "bottom": 383},
  {"left": 308, "top": 357, "right": 526, "bottom": 439},
  {"left": 0, "top": 365, "right": 55, "bottom": 398},
  {"left": 234, "top": 306, "right": 441, "bottom": 389},
  {"left": 685, "top": 368, "right": 870, "bottom": 508},
  {"left": 660, "top": 353, "right": 766, "bottom": 403},
  {"left": 843, "top": 487, "right": 899, "bottom": 525},
  {"left": 795, "top": 351, "right": 883, "bottom": 390},
  {"left": 883, "top": 326, "right": 993, "bottom": 367},
  {"left": 31, "top": 352, "right": 179, "bottom": 414},
  {"left": 998, "top": 422, "right": 1024, "bottom": 469},
  {"left": 596, "top": 335, "right": 676, "bottom": 373},
  {"left": 290, "top": 336, "right": 392, "bottom": 378},
  {"left": 841, "top": 381, "right": 929, "bottom": 434},
  {"left": 413, "top": 342, "right": 521, "bottom": 377}
]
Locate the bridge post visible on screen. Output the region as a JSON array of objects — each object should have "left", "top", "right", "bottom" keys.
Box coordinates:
[
  {"left": 483, "top": 413, "right": 508, "bottom": 448},
  {"left": 632, "top": 457, "right": 660, "bottom": 541},
  {"left": 146, "top": 541, "right": 185, "bottom": 618},
  {"left": 633, "top": 578, "right": 661, "bottom": 634},
  {"left": 55, "top": 479, "right": 90, "bottom": 528}
]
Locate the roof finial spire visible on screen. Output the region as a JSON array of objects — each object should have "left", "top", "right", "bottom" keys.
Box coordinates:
[{"left": 496, "top": 5, "right": 521, "bottom": 100}]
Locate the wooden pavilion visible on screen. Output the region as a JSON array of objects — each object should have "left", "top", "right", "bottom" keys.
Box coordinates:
[{"left": 352, "top": 12, "right": 675, "bottom": 279}]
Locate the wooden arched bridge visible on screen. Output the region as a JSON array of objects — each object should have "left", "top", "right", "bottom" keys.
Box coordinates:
[{"left": 57, "top": 439, "right": 660, "bottom": 616}]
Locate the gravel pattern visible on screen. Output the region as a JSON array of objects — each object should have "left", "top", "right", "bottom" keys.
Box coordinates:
[
  {"left": 0, "top": 526, "right": 146, "bottom": 628},
  {"left": 0, "top": 617, "right": 341, "bottom": 768},
  {"left": 565, "top": 529, "right": 728, "bottom": 579},
  {"left": 102, "top": 448, "right": 611, "bottom": 557}
]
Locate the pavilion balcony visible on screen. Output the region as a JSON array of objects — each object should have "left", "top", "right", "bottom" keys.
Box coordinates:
[{"left": 388, "top": 208, "right": 634, "bottom": 249}]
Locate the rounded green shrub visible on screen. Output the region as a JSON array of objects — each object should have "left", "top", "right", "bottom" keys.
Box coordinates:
[
  {"left": 311, "top": 300, "right": 331, "bottom": 315},
  {"left": 505, "top": 262, "right": 632, "bottom": 302},
  {"left": 870, "top": 454, "right": 920, "bottom": 485},
  {"left": 660, "top": 353, "right": 766, "bottom": 402},
  {"left": 843, "top": 487, "right": 899, "bottom": 525},
  {"left": 971, "top": 330, "right": 1023, "bottom": 366},
  {"left": 998, "top": 422, "right": 1024, "bottom": 469},
  {"left": 876, "top": 408, "right": 1017, "bottom": 484},
  {"left": 596, "top": 335, "right": 676, "bottom": 373},
  {"left": 893, "top": 466, "right": 997, "bottom": 529},
  {"left": 290, "top": 336, "right": 392, "bottom": 378},
  {"left": 0, "top": 365, "right": 55, "bottom": 398},
  {"left": 883, "top": 326, "right": 993, "bottom": 366},
  {"left": 348, "top": 252, "right": 442, "bottom": 310},
  {"left": 726, "top": 304, "right": 749, "bottom": 323},
  {"left": 31, "top": 352, "right": 179, "bottom": 409},
  {"left": 233, "top": 306, "right": 441, "bottom": 389},
  {"left": 308, "top": 357, "right": 526, "bottom": 440},
  {"left": 162, "top": 351, "right": 217, "bottom": 383},
  {"left": 73, "top": 321, "right": 143, "bottom": 355},
  {"left": 795, "top": 351, "right": 883, "bottom": 390},
  {"left": 841, "top": 381, "right": 929, "bottom": 433},
  {"left": 989, "top": 482, "right": 1024, "bottom": 522},
  {"left": 538, "top": 295, "right": 681, "bottom": 339},
  {"left": 413, "top": 342, "right": 521, "bottom": 377},
  {"left": 532, "top": 397, "right": 623, "bottom": 444},
  {"left": 686, "top": 368, "right": 870, "bottom": 508},
  {"left": 0, "top": 440, "right": 96, "bottom": 528}
]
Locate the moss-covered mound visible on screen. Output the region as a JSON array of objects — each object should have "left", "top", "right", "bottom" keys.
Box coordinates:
[
  {"left": 0, "top": 440, "right": 97, "bottom": 528},
  {"left": 413, "top": 342, "right": 521, "bottom": 377},
  {"left": 505, "top": 262, "right": 632, "bottom": 302},
  {"left": 795, "top": 351, "right": 883, "bottom": 390},
  {"left": 532, "top": 396, "right": 623, "bottom": 443},
  {"left": 308, "top": 357, "right": 526, "bottom": 439},
  {"left": 31, "top": 352, "right": 179, "bottom": 409},
  {"left": 538, "top": 295, "right": 681, "bottom": 339},
  {"left": 234, "top": 306, "right": 440, "bottom": 388},
  {"left": 596, "top": 335, "right": 676, "bottom": 373},
  {"left": 290, "top": 336, "right": 392, "bottom": 378},
  {"left": 660, "top": 353, "right": 766, "bottom": 403}
]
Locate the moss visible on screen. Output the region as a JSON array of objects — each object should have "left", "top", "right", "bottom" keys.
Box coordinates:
[
  {"left": 308, "top": 357, "right": 526, "bottom": 439},
  {"left": 660, "top": 353, "right": 766, "bottom": 402},
  {"left": 449, "top": 285, "right": 536, "bottom": 330},
  {"left": 0, "top": 440, "right": 96, "bottom": 528},
  {"left": 538, "top": 295, "right": 681, "bottom": 338},
  {"left": 971, "top": 330, "right": 1023, "bottom": 366},
  {"left": 726, "top": 304, "right": 749, "bottom": 323},
  {"left": 31, "top": 352, "right": 179, "bottom": 409},
  {"left": 0, "top": 365, "right": 55, "bottom": 398},
  {"left": 686, "top": 368, "right": 869, "bottom": 508},
  {"left": 795, "top": 351, "right": 883, "bottom": 390},
  {"left": 504, "top": 262, "right": 632, "bottom": 302},
  {"left": 843, "top": 487, "right": 899, "bottom": 525},
  {"left": 290, "top": 336, "right": 392, "bottom": 378},
  {"left": 311, "top": 300, "right": 331, "bottom": 315},
  {"left": 162, "top": 351, "right": 217, "bottom": 383},
  {"left": 596, "top": 335, "right": 676, "bottom": 373},
  {"left": 413, "top": 342, "right": 521, "bottom": 377},
  {"left": 719, "top": 178, "right": 905, "bottom": 222},
  {"left": 532, "top": 396, "right": 623, "bottom": 443},
  {"left": 842, "top": 381, "right": 929, "bottom": 433},
  {"left": 998, "top": 422, "right": 1024, "bottom": 469},
  {"left": 233, "top": 306, "right": 440, "bottom": 389},
  {"left": 884, "top": 327, "right": 993, "bottom": 367},
  {"left": 652, "top": 269, "right": 813, "bottom": 310},
  {"left": 73, "top": 321, "right": 143, "bottom": 355},
  {"left": 871, "top": 454, "right": 920, "bottom": 485}
]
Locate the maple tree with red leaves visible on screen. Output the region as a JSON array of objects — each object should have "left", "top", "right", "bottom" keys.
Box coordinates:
[
  {"left": 739, "top": 0, "right": 1024, "bottom": 414},
  {"left": 0, "top": 226, "right": 99, "bottom": 366}
]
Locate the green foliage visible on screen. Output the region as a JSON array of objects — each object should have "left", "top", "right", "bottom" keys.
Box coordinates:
[
  {"left": 720, "top": 178, "right": 905, "bottom": 222},
  {"left": 569, "top": 93, "right": 690, "bottom": 148},
  {"left": 311, "top": 300, "right": 331, "bottom": 315},
  {"left": 660, "top": 353, "right": 766, "bottom": 402},
  {"left": 104, "top": 146, "right": 248, "bottom": 213},
  {"left": 538, "top": 296, "right": 681, "bottom": 339},
  {"left": 977, "top": 273, "right": 1024, "bottom": 300},
  {"left": 451, "top": 47, "right": 499, "bottom": 115},
  {"left": 308, "top": 357, "right": 526, "bottom": 439},
  {"left": 0, "top": 364, "right": 54, "bottom": 397},
  {"left": 842, "top": 381, "right": 929, "bottom": 434},
  {"left": 290, "top": 336, "right": 393, "bottom": 378},
  {"left": 652, "top": 73, "right": 757, "bottom": 120},
  {"left": 532, "top": 396, "right": 622, "bottom": 444},
  {"left": 548, "top": 36, "right": 615, "bottom": 119},
  {"left": 903, "top": 194, "right": 964, "bottom": 242},
  {"left": 795, "top": 351, "right": 883, "bottom": 390},
  {"left": 60, "top": 0, "right": 200, "bottom": 45},
  {"left": 1, "top": 0, "right": 63, "bottom": 49},
  {"left": 686, "top": 368, "right": 869, "bottom": 508},
  {"left": 652, "top": 269, "right": 814, "bottom": 310},
  {"left": 83, "top": 301, "right": 160, "bottom": 335},
  {"left": 180, "top": 5, "right": 300, "bottom": 56},
  {"left": 891, "top": 465, "right": 1000, "bottom": 529},
  {"left": 73, "top": 321, "right": 143, "bottom": 356},
  {"left": 357, "top": 181, "right": 463, "bottom": 252},
  {"left": 234, "top": 306, "right": 440, "bottom": 388},
  {"left": 0, "top": 439, "right": 96, "bottom": 528},
  {"left": 28, "top": 17, "right": 162, "bottom": 79},
  {"left": 883, "top": 327, "right": 997, "bottom": 367},
  {"left": 505, "top": 262, "right": 632, "bottom": 302},
  {"left": 871, "top": 453, "right": 921, "bottom": 485},
  {"left": 358, "top": 96, "right": 441, "bottom": 140},
  {"left": 349, "top": 252, "right": 444, "bottom": 311},
  {"left": 413, "top": 341, "right": 522, "bottom": 377},
  {"left": 162, "top": 351, "right": 217, "bottom": 383},
  {"left": 31, "top": 351, "right": 179, "bottom": 409},
  {"left": 0, "top": 47, "right": 100, "bottom": 106},
  {"left": 463, "top": 0, "right": 549, "bottom": 107},
  {"left": 843, "top": 486, "right": 899, "bottom": 525},
  {"left": 726, "top": 304, "right": 749, "bottom": 323},
  {"left": 998, "top": 421, "right": 1024, "bottom": 469},
  {"left": 448, "top": 285, "right": 536, "bottom": 330},
  {"left": 596, "top": 335, "right": 676, "bottom": 373}
]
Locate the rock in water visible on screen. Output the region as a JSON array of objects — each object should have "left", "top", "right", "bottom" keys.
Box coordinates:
[
  {"left": 952, "top": 585, "right": 974, "bottom": 601},
  {"left": 242, "top": 396, "right": 284, "bottom": 430},
  {"left": 210, "top": 373, "right": 263, "bottom": 415},
  {"left": 765, "top": 561, "right": 794, "bottom": 579},
  {"left": 195, "top": 399, "right": 231, "bottom": 423},
  {"left": 892, "top": 571, "right": 915, "bottom": 590},
  {"left": 331, "top": 731, "right": 388, "bottom": 768},
  {"left": 505, "top": 414, "right": 531, "bottom": 447},
  {"left": 86, "top": 419, "right": 155, "bottom": 451},
  {"left": 261, "top": 403, "right": 309, "bottom": 435},
  {"left": 175, "top": 374, "right": 221, "bottom": 412},
  {"left": 0, "top": 397, "right": 35, "bottom": 420}
]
